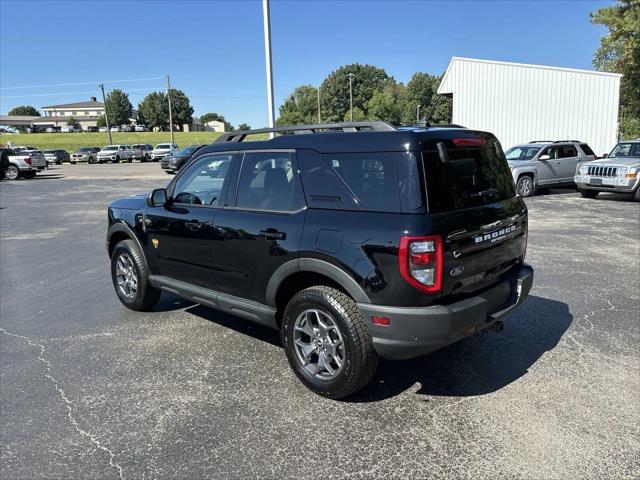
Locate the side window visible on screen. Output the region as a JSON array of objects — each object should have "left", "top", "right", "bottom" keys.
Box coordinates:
[
  {"left": 580, "top": 144, "right": 595, "bottom": 156},
  {"left": 541, "top": 147, "right": 558, "bottom": 159},
  {"left": 172, "top": 154, "right": 235, "bottom": 207},
  {"left": 559, "top": 145, "right": 577, "bottom": 158},
  {"left": 235, "top": 151, "right": 304, "bottom": 212}
]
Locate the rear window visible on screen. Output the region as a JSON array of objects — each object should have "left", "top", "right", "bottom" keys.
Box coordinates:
[
  {"left": 580, "top": 144, "right": 595, "bottom": 156},
  {"left": 422, "top": 141, "right": 516, "bottom": 213}
]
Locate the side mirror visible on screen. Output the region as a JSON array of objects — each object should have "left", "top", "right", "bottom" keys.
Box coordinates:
[
  {"left": 147, "top": 188, "right": 168, "bottom": 207},
  {"left": 539, "top": 154, "right": 551, "bottom": 161},
  {"left": 602, "top": 153, "right": 609, "bottom": 158}
]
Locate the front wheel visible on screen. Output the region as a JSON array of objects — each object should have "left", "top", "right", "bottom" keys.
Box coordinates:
[
  {"left": 516, "top": 175, "right": 535, "bottom": 197},
  {"left": 110, "top": 239, "right": 161, "bottom": 311},
  {"left": 282, "top": 286, "right": 378, "bottom": 399},
  {"left": 5, "top": 165, "right": 19, "bottom": 180},
  {"left": 114, "top": 156, "right": 120, "bottom": 163},
  {"left": 579, "top": 189, "right": 599, "bottom": 199},
  {"left": 633, "top": 187, "right": 640, "bottom": 202}
]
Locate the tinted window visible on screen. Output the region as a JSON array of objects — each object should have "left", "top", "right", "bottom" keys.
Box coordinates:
[
  {"left": 559, "top": 145, "right": 577, "bottom": 158},
  {"left": 320, "top": 153, "right": 403, "bottom": 213},
  {"left": 235, "top": 152, "right": 303, "bottom": 211},
  {"left": 422, "top": 141, "right": 515, "bottom": 213},
  {"left": 580, "top": 144, "right": 595, "bottom": 156},
  {"left": 172, "top": 154, "right": 234, "bottom": 206}
]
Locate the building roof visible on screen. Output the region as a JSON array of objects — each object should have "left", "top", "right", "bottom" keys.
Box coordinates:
[
  {"left": 41, "top": 100, "right": 104, "bottom": 110},
  {"left": 32, "top": 115, "right": 100, "bottom": 124},
  {"left": 0, "top": 115, "right": 42, "bottom": 124}
]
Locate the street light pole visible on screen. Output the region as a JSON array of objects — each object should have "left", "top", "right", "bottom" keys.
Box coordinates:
[
  {"left": 99, "top": 83, "right": 112, "bottom": 145},
  {"left": 262, "top": 0, "right": 275, "bottom": 137},
  {"left": 166, "top": 75, "right": 174, "bottom": 144},
  {"left": 416, "top": 104, "right": 421, "bottom": 122},
  {"left": 317, "top": 86, "right": 321, "bottom": 123},
  {"left": 347, "top": 73, "right": 354, "bottom": 122}
]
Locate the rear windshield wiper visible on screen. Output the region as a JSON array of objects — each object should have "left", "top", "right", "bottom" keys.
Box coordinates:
[{"left": 470, "top": 188, "right": 499, "bottom": 199}]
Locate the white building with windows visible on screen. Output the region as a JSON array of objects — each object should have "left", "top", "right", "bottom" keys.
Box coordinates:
[
  {"left": 34, "top": 97, "right": 105, "bottom": 131},
  {"left": 437, "top": 57, "right": 622, "bottom": 156}
]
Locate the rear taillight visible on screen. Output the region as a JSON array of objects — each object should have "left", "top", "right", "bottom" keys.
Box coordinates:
[
  {"left": 452, "top": 138, "right": 486, "bottom": 147},
  {"left": 24, "top": 156, "right": 32, "bottom": 165},
  {"left": 399, "top": 235, "right": 443, "bottom": 293}
]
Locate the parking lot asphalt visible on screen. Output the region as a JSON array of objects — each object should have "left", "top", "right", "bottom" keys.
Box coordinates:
[{"left": 1, "top": 163, "right": 639, "bottom": 479}]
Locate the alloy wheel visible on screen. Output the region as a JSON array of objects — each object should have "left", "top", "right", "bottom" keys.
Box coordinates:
[
  {"left": 518, "top": 177, "right": 532, "bottom": 196},
  {"left": 5, "top": 166, "right": 19, "bottom": 180},
  {"left": 293, "top": 309, "right": 345, "bottom": 380},
  {"left": 115, "top": 253, "right": 138, "bottom": 299}
]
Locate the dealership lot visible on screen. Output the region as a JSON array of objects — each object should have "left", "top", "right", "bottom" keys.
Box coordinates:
[{"left": 1, "top": 163, "right": 638, "bottom": 479}]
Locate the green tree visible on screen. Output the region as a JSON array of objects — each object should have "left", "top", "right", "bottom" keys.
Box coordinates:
[
  {"left": 237, "top": 123, "right": 251, "bottom": 131},
  {"left": 200, "top": 112, "right": 233, "bottom": 131},
  {"left": 591, "top": 0, "right": 640, "bottom": 136},
  {"left": 66, "top": 116, "right": 77, "bottom": 127},
  {"left": 168, "top": 89, "right": 194, "bottom": 128},
  {"left": 8, "top": 105, "right": 40, "bottom": 116},
  {"left": 402, "top": 73, "right": 452, "bottom": 125},
  {"left": 105, "top": 89, "right": 132, "bottom": 127},
  {"left": 276, "top": 85, "right": 319, "bottom": 125},
  {"left": 96, "top": 115, "right": 106, "bottom": 128},
  {"left": 138, "top": 92, "right": 168, "bottom": 130},
  {"left": 342, "top": 106, "right": 366, "bottom": 122},
  {"left": 367, "top": 83, "right": 407, "bottom": 125},
  {"left": 320, "top": 64, "right": 393, "bottom": 122}
]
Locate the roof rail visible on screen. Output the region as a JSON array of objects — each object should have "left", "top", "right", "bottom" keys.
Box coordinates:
[
  {"left": 408, "top": 122, "right": 466, "bottom": 129},
  {"left": 552, "top": 140, "right": 581, "bottom": 143},
  {"left": 214, "top": 121, "right": 396, "bottom": 143},
  {"left": 529, "top": 140, "right": 553, "bottom": 143}
]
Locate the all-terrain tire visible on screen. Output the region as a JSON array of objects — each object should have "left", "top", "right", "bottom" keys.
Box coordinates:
[
  {"left": 281, "top": 286, "right": 378, "bottom": 399},
  {"left": 110, "top": 239, "right": 161, "bottom": 311},
  {"left": 579, "top": 189, "right": 599, "bottom": 199}
]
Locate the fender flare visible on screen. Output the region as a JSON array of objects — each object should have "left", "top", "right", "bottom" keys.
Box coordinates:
[
  {"left": 265, "top": 258, "right": 371, "bottom": 307},
  {"left": 107, "top": 222, "right": 149, "bottom": 270},
  {"left": 516, "top": 169, "right": 538, "bottom": 187}
]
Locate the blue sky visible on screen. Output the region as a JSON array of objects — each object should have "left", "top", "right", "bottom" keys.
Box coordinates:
[{"left": 0, "top": 0, "right": 613, "bottom": 128}]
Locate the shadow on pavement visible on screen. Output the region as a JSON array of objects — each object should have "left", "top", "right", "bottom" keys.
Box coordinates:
[
  {"left": 30, "top": 174, "right": 64, "bottom": 180},
  {"left": 350, "top": 295, "right": 572, "bottom": 402}
]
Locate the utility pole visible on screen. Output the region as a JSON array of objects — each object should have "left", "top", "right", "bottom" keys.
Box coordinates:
[
  {"left": 317, "top": 86, "right": 321, "bottom": 123},
  {"left": 99, "top": 83, "right": 112, "bottom": 144},
  {"left": 166, "top": 75, "right": 174, "bottom": 144},
  {"left": 348, "top": 74, "right": 354, "bottom": 122},
  {"left": 262, "top": 0, "right": 275, "bottom": 137},
  {"left": 416, "top": 104, "right": 421, "bottom": 122}
]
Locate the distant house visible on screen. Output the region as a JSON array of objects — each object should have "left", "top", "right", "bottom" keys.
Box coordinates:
[
  {"left": 33, "top": 97, "right": 105, "bottom": 131},
  {"left": 204, "top": 120, "right": 225, "bottom": 133}
]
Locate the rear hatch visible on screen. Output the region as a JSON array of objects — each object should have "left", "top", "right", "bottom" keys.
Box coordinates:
[{"left": 421, "top": 132, "right": 527, "bottom": 300}]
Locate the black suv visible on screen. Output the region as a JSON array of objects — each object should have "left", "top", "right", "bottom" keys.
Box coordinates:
[{"left": 107, "top": 122, "right": 533, "bottom": 399}]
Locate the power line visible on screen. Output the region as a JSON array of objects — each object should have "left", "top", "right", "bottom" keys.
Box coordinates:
[
  {"left": 0, "top": 77, "right": 165, "bottom": 90},
  {"left": 1, "top": 87, "right": 161, "bottom": 100}
]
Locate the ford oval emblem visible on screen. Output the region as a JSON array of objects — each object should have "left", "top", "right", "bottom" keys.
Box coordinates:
[{"left": 450, "top": 266, "right": 465, "bottom": 277}]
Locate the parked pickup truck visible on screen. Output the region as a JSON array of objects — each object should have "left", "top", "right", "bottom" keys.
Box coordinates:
[{"left": 2, "top": 147, "right": 46, "bottom": 179}]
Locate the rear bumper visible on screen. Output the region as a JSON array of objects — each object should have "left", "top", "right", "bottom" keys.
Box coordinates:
[{"left": 358, "top": 264, "right": 534, "bottom": 360}]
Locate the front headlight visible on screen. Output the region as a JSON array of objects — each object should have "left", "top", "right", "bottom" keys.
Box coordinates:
[
  {"left": 579, "top": 165, "right": 588, "bottom": 175},
  {"left": 616, "top": 166, "right": 629, "bottom": 177}
]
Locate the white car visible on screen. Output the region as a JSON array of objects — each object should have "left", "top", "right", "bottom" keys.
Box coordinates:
[
  {"left": 99, "top": 127, "right": 109, "bottom": 133},
  {"left": 134, "top": 125, "right": 147, "bottom": 132},
  {"left": 150, "top": 143, "right": 179, "bottom": 161},
  {"left": 97, "top": 145, "right": 134, "bottom": 163},
  {"left": 60, "top": 126, "right": 81, "bottom": 133},
  {"left": 110, "top": 126, "right": 121, "bottom": 132}
]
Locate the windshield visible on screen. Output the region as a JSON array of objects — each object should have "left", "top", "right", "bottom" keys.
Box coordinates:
[
  {"left": 102, "top": 146, "right": 117, "bottom": 151},
  {"left": 505, "top": 146, "right": 540, "bottom": 161},
  {"left": 609, "top": 142, "right": 640, "bottom": 158},
  {"left": 422, "top": 139, "right": 516, "bottom": 213},
  {"left": 155, "top": 144, "right": 171, "bottom": 149}
]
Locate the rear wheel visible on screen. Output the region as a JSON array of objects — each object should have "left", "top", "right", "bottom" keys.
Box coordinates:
[
  {"left": 114, "top": 156, "right": 120, "bottom": 163},
  {"left": 5, "top": 165, "right": 19, "bottom": 180},
  {"left": 516, "top": 175, "right": 535, "bottom": 197},
  {"left": 281, "top": 286, "right": 378, "bottom": 399},
  {"left": 579, "top": 189, "right": 599, "bottom": 199},
  {"left": 633, "top": 187, "right": 640, "bottom": 202},
  {"left": 110, "top": 239, "right": 160, "bottom": 311}
]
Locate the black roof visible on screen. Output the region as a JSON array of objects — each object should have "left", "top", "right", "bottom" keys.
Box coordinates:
[{"left": 199, "top": 122, "right": 489, "bottom": 155}]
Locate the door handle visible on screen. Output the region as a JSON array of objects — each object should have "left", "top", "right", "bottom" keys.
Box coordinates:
[
  {"left": 185, "top": 221, "right": 207, "bottom": 231},
  {"left": 259, "top": 229, "right": 286, "bottom": 240}
]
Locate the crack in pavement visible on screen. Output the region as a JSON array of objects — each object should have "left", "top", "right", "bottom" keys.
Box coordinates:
[{"left": 0, "top": 327, "right": 124, "bottom": 480}]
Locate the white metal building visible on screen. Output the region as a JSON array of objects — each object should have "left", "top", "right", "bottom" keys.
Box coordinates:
[{"left": 438, "top": 57, "right": 622, "bottom": 156}]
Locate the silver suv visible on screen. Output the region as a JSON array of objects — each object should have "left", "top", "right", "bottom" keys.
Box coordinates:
[
  {"left": 574, "top": 140, "right": 640, "bottom": 201},
  {"left": 505, "top": 141, "right": 596, "bottom": 197}
]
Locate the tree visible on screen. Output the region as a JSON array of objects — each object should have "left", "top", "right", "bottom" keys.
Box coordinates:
[
  {"left": 237, "top": 123, "right": 251, "bottom": 131},
  {"left": 342, "top": 106, "right": 366, "bottom": 122},
  {"left": 200, "top": 112, "right": 233, "bottom": 131},
  {"left": 319, "top": 64, "right": 393, "bottom": 122},
  {"left": 66, "top": 116, "right": 77, "bottom": 127},
  {"left": 402, "top": 73, "right": 452, "bottom": 125},
  {"left": 138, "top": 92, "right": 168, "bottom": 130},
  {"left": 96, "top": 115, "right": 106, "bottom": 128},
  {"left": 591, "top": 0, "right": 639, "bottom": 137},
  {"left": 105, "top": 89, "right": 132, "bottom": 127},
  {"left": 8, "top": 105, "right": 40, "bottom": 116},
  {"left": 276, "top": 85, "right": 319, "bottom": 125},
  {"left": 168, "top": 89, "right": 194, "bottom": 128},
  {"left": 367, "top": 83, "right": 407, "bottom": 125}
]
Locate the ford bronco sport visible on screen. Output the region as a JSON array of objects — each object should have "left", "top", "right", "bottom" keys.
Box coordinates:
[{"left": 107, "top": 122, "right": 534, "bottom": 399}]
